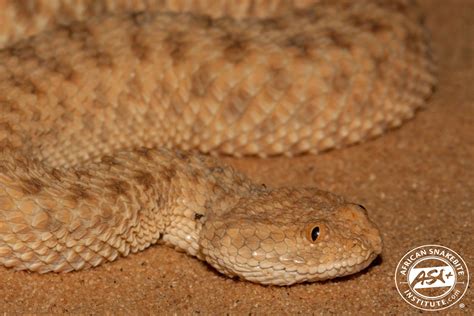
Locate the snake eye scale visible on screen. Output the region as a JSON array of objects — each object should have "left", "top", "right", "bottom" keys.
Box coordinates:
[{"left": 0, "top": 0, "right": 434, "bottom": 285}]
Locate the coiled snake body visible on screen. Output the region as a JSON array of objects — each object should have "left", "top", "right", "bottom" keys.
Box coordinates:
[{"left": 0, "top": 0, "right": 434, "bottom": 285}]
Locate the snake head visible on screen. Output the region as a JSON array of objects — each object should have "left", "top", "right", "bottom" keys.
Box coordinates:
[{"left": 199, "top": 188, "right": 382, "bottom": 285}]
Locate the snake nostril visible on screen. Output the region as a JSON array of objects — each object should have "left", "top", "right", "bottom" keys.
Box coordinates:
[{"left": 350, "top": 203, "right": 368, "bottom": 216}]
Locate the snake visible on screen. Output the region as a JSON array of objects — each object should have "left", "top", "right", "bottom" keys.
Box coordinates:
[{"left": 0, "top": 0, "right": 435, "bottom": 285}]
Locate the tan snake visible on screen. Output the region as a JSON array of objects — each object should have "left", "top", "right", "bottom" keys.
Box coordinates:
[{"left": 0, "top": 0, "right": 435, "bottom": 285}]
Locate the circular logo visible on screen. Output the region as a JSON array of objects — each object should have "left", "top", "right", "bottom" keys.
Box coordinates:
[{"left": 395, "top": 245, "right": 469, "bottom": 311}]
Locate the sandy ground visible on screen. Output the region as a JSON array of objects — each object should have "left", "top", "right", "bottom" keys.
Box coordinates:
[{"left": 0, "top": 0, "right": 472, "bottom": 314}]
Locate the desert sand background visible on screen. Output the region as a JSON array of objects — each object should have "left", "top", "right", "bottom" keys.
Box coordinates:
[{"left": 0, "top": 0, "right": 472, "bottom": 314}]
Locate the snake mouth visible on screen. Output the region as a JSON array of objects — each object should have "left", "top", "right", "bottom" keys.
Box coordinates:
[
  {"left": 308, "top": 252, "right": 381, "bottom": 282},
  {"left": 217, "top": 247, "right": 381, "bottom": 286}
]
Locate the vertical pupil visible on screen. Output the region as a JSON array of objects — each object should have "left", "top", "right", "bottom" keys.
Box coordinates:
[{"left": 311, "top": 226, "right": 320, "bottom": 241}]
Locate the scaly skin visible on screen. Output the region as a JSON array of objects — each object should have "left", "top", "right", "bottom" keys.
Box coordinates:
[{"left": 0, "top": 0, "right": 434, "bottom": 285}]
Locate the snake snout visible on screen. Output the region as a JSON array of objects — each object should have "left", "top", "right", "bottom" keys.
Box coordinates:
[{"left": 335, "top": 204, "right": 383, "bottom": 256}]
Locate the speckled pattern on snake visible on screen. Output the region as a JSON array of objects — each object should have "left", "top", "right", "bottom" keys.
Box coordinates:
[{"left": 0, "top": 0, "right": 435, "bottom": 285}]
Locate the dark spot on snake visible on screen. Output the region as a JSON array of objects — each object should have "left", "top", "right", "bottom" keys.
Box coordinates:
[
  {"left": 74, "top": 169, "right": 91, "bottom": 180},
  {"left": 268, "top": 68, "right": 291, "bottom": 91},
  {"left": 369, "top": 21, "right": 390, "bottom": 34},
  {"left": 293, "top": 8, "right": 312, "bottom": 19},
  {"left": 70, "top": 184, "right": 90, "bottom": 199},
  {"left": 191, "top": 66, "right": 212, "bottom": 97},
  {"left": 194, "top": 213, "right": 204, "bottom": 220},
  {"left": 348, "top": 15, "right": 366, "bottom": 29},
  {"left": 159, "top": 166, "right": 176, "bottom": 183},
  {"left": 348, "top": 16, "right": 391, "bottom": 34},
  {"left": 92, "top": 51, "right": 114, "bottom": 68},
  {"left": 285, "top": 33, "right": 314, "bottom": 58},
  {"left": 223, "top": 37, "right": 249, "bottom": 64},
  {"left": 155, "top": 196, "right": 166, "bottom": 210},
  {"left": 170, "top": 98, "right": 185, "bottom": 116},
  {"left": 224, "top": 89, "right": 251, "bottom": 123},
  {"left": 135, "top": 147, "right": 153, "bottom": 159},
  {"left": 260, "top": 18, "right": 287, "bottom": 31},
  {"left": 294, "top": 102, "right": 322, "bottom": 124},
  {"left": 333, "top": 72, "right": 350, "bottom": 93},
  {"left": 12, "top": 1, "right": 36, "bottom": 20},
  {"left": 175, "top": 150, "right": 190, "bottom": 161},
  {"left": 297, "top": 9, "right": 324, "bottom": 23},
  {"left": 130, "top": 32, "right": 150, "bottom": 61},
  {"left": 7, "top": 41, "right": 37, "bottom": 61},
  {"left": 0, "top": 122, "right": 15, "bottom": 135},
  {"left": 134, "top": 171, "right": 155, "bottom": 189},
  {"left": 31, "top": 109, "right": 41, "bottom": 121},
  {"left": 385, "top": 1, "right": 408, "bottom": 14},
  {"left": 51, "top": 168, "right": 64, "bottom": 181},
  {"left": 165, "top": 32, "right": 188, "bottom": 63},
  {"left": 11, "top": 76, "right": 40, "bottom": 95},
  {"left": 327, "top": 30, "right": 352, "bottom": 50},
  {"left": 12, "top": 154, "right": 30, "bottom": 171},
  {"left": 101, "top": 155, "right": 119, "bottom": 166},
  {"left": 258, "top": 118, "right": 276, "bottom": 134},
  {"left": 210, "top": 166, "right": 224, "bottom": 174},
  {"left": 21, "top": 177, "right": 44, "bottom": 194},
  {"left": 233, "top": 175, "right": 245, "bottom": 187},
  {"left": 130, "top": 12, "right": 154, "bottom": 26},
  {"left": 100, "top": 206, "right": 114, "bottom": 222},
  {"left": 107, "top": 180, "right": 130, "bottom": 196},
  {"left": 372, "top": 54, "right": 387, "bottom": 77},
  {"left": 57, "top": 100, "right": 68, "bottom": 109},
  {"left": 418, "top": 14, "right": 426, "bottom": 26},
  {"left": 0, "top": 99, "right": 21, "bottom": 115},
  {"left": 405, "top": 32, "right": 423, "bottom": 54},
  {"left": 65, "top": 23, "right": 109, "bottom": 67},
  {"left": 34, "top": 209, "right": 62, "bottom": 232},
  {"left": 58, "top": 21, "right": 92, "bottom": 43},
  {"left": 41, "top": 57, "right": 76, "bottom": 81},
  {"left": 194, "top": 15, "right": 213, "bottom": 29}
]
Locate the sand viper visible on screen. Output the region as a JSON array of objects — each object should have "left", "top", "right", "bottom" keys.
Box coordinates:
[{"left": 0, "top": 0, "right": 434, "bottom": 285}]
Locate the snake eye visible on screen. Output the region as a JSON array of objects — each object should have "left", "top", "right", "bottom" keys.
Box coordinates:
[{"left": 310, "top": 226, "right": 320, "bottom": 242}]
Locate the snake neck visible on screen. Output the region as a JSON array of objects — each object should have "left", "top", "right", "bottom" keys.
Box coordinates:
[
  {"left": 0, "top": 145, "right": 259, "bottom": 272},
  {"left": 157, "top": 153, "right": 264, "bottom": 259}
]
